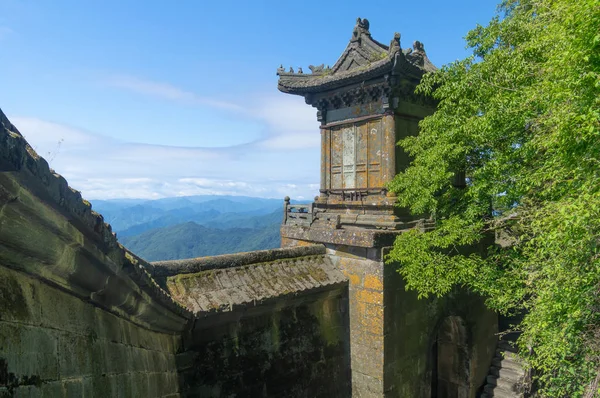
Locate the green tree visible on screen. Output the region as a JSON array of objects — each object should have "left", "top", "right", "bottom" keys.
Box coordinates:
[{"left": 386, "top": 0, "right": 600, "bottom": 395}]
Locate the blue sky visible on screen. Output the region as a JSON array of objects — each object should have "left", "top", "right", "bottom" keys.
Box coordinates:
[{"left": 0, "top": 0, "right": 497, "bottom": 200}]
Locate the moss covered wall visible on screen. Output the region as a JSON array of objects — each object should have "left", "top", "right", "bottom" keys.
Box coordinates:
[
  {"left": 383, "top": 261, "right": 498, "bottom": 398},
  {"left": 0, "top": 265, "right": 182, "bottom": 397},
  {"left": 177, "top": 287, "right": 351, "bottom": 397}
]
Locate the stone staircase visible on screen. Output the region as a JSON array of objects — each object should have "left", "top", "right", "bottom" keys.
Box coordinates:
[{"left": 480, "top": 338, "right": 527, "bottom": 397}]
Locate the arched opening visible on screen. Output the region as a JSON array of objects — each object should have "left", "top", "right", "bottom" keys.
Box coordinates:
[{"left": 431, "top": 316, "right": 470, "bottom": 398}]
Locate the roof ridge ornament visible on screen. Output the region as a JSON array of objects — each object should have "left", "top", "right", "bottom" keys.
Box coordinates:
[
  {"left": 413, "top": 40, "right": 425, "bottom": 53},
  {"left": 351, "top": 17, "right": 371, "bottom": 44},
  {"left": 389, "top": 32, "right": 401, "bottom": 54}
]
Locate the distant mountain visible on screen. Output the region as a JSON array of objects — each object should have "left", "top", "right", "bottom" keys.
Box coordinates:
[
  {"left": 120, "top": 221, "right": 281, "bottom": 261},
  {"left": 117, "top": 208, "right": 221, "bottom": 238},
  {"left": 90, "top": 195, "right": 291, "bottom": 261},
  {"left": 91, "top": 195, "right": 285, "bottom": 234}
]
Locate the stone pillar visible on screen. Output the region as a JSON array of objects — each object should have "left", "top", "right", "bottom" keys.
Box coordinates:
[
  {"left": 328, "top": 246, "right": 386, "bottom": 396},
  {"left": 381, "top": 114, "right": 396, "bottom": 185},
  {"left": 320, "top": 127, "right": 328, "bottom": 193}
]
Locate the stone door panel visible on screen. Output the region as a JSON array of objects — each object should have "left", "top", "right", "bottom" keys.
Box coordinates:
[{"left": 327, "top": 118, "right": 383, "bottom": 190}]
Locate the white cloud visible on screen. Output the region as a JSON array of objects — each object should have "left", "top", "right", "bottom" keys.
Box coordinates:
[
  {"left": 13, "top": 117, "right": 106, "bottom": 148},
  {"left": 259, "top": 132, "right": 319, "bottom": 150},
  {"left": 252, "top": 95, "right": 317, "bottom": 133},
  {"left": 106, "top": 75, "right": 244, "bottom": 112},
  {"left": 11, "top": 116, "right": 320, "bottom": 200},
  {"left": 106, "top": 75, "right": 320, "bottom": 151},
  {"left": 251, "top": 95, "right": 320, "bottom": 150}
]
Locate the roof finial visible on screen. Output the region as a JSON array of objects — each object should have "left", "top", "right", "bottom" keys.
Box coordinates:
[
  {"left": 352, "top": 17, "right": 371, "bottom": 43},
  {"left": 413, "top": 41, "right": 425, "bottom": 53},
  {"left": 390, "top": 32, "right": 401, "bottom": 53},
  {"left": 357, "top": 17, "right": 370, "bottom": 32},
  {"left": 309, "top": 64, "right": 325, "bottom": 74}
]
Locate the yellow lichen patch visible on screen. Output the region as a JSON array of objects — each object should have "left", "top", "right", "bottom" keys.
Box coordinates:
[
  {"left": 358, "top": 313, "right": 384, "bottom": 335},
  {"left": 364, "top": 303, "right": 384, "bottom": 320},
  {"left": 356, "top": 289, "right": 383, "bottom": 305},
  {"left": 364, "top": 275, "right": 383, "bottom": 291},
  {"left": 344, "top": 272, "right": 361, "bottom": 286}
]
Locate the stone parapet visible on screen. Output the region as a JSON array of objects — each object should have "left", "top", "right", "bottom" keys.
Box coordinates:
[
  {"left": 0, "top": 108, "right": 191, "bottom": 334},
  {"left": 152, "top": 245, "right": 325, "bottom": 276},
  {"left": 156, "top": 246, "right": 346, "bottom": 317},
  {"left": 281, "top": 225, "right": 402, "bottom": 248}
]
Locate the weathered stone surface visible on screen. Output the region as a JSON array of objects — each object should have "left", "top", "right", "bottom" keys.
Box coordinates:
[
  {"left": 163, "top": 250, "right": 346, "bottom": 315},
  {"left": 0, "top": 108, "right": 189, "bottom": 397},
  {"left": 152, "top": 245, "right": 326, "bottom": 277},
  {"left": 180, "top": 291, "right": 352, "bottom": 397},
  {"left": 281, "top": 225, "right": 402, "bottom": 248},
  {"left": 0, "top": 264, "right": 182, "bottom": 397},
  {"left": 0, "top": 108, "right": 190, "bottom": 329}
]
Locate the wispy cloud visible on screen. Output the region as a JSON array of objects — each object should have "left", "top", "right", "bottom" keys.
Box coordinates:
[
  {"left": 106, "top": 75, "right": 244, "bottom": 111},
  {"left": 106, "top": 75, "right": 320, "bottom": 151},
  {"left": 11, "top": 116, "right": 320, "bottom": 200}
]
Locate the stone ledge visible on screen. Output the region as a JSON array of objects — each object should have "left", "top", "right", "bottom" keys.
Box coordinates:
[
  {"left": 152, "top": 245, "right": 326, "bottom": 276},
  {"left": 164, "top": 252, "right": 346, "bottom": 316},
  {"left": 281, "top": 225, "right": 403, "bottom": 248}
]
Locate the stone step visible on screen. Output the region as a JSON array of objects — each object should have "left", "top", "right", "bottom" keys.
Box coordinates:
[
  {"left": 490, "top": 365, "right": 523, "bottom": 381},
  {"left": 484, "top": 383, "right": 522, "bottom": 397},
  {"left": 486, "top": 374, "right": 522, "bottom": 388},
  {"left": 496, "top": 376, "right": 520, "bottom": 391},
  {"left": 497, "top": 340, "right": 518, "bottom": 353},
  {"left": 496, "top": 349, "right": 520, "bottom": 360},
  {"left": 492, "top": 357, "right": 524, "bottom": 373}
]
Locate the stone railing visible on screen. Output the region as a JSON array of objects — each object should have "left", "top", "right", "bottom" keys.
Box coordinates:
[
  {"left": 283, "top": 196, "right": 314, "bottom": 226},
  {"left": 319, "top": 188, "right": 388, "bottom": 201}
]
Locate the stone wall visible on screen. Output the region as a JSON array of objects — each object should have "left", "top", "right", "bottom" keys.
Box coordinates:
[
  {"left": 154, "top": 247, "right": 352, "bottom": 397},
  {"left": 293, "top": 241, "right": 497, "bottom": 398},
  {"left": 0, "top": 108, "right": 191, "bottom": 397},
  {"left": 327, "top": 245, "right": 388, "bottom": 397},
  {"left": 178, "top": 289, "right": 351, "bottom": 397},
  {"left": 383, "top": 263, "right": 498, "bottom": 397},
  {"left": 0, "top": 265, "right": 182, "bottom": 397}
]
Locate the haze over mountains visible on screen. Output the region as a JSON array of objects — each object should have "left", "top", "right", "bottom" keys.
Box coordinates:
[{"left": 91, "top": 195, "right": 293, "bottom": 261}]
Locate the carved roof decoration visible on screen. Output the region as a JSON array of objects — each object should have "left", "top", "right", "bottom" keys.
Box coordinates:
[{"left": 277, "top": 18, "right": 437, "bottom": 95}]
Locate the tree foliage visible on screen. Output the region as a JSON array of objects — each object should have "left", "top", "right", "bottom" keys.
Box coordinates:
[{"left": 387, "top": 0, "right": 600, "bottom": 395}]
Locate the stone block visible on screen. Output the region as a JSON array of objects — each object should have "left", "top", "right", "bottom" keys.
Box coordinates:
[
  {"left": 364, "top": 274, "right": 383, "bottom": 291},
  {"left": 12, "top": 385, "right": 42, "bottom": 398},
  {"left": 63, "top": 379, "right": 84, "bottom": 397},
  {"left": 351, "top": 343, "right": 384, "bottom": 377},
  {"left": 0, "top": 322, "right": 59, "bottom": 381},
  {"left": 0, "top": 266, "right": 41, "bottom": 325},
  {"left": 93, "top": 308, "right": 123, "bottom": 344},
  {"left": 39, "top": 381, "right": 64, "bottom": 397},
  {"left": 356, "top": 289, "right": 384, "bottom": 306},
  {"left": 351, "top": 371, "right": 384, "bottom": 397},
  {"left": 344, "top": 271, "right": 362, "bottom": 286},
  {"left": 58, "top": 334, "right": 94, "bottom": 378},
  {"left": 38, "top": 280, "right": 93, "bottom": 335}
]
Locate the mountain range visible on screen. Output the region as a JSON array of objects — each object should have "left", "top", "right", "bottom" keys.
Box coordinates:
[{"left": 90, "top": 195, "right": 295, "bottom": 261}]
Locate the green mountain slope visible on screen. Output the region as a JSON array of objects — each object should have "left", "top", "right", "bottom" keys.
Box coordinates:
[{"left": 120, "top": 221, "right": 281, "bottom": 262}]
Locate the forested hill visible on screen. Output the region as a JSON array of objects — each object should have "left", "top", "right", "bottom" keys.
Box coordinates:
[
  {"left": 90, "top": 195, "right": 296, "bottom": 261},
  {"left": 119, "top": 221, "right": 281, "bottom": 261}
]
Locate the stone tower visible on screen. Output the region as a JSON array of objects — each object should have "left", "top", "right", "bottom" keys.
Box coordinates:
[{"left": 278, "top": 18, "right": 497, "bottom": 397}]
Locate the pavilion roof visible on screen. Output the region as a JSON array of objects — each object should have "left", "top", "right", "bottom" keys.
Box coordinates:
[{"left": 277, "top": 17, "right": 437, "bottom": 95}]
